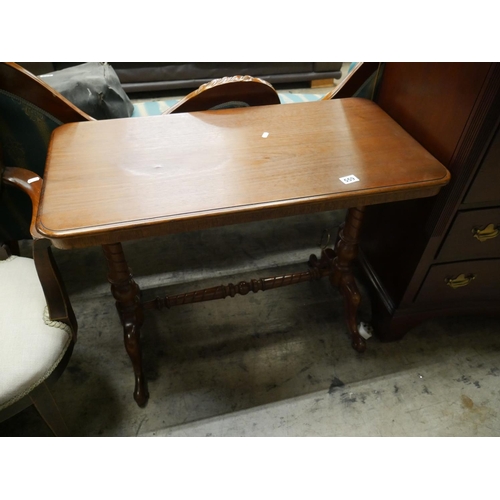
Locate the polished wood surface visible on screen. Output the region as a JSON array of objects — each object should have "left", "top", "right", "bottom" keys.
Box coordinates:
[{"left": 37, "top": 98, "right": 449, "bottom": 249}]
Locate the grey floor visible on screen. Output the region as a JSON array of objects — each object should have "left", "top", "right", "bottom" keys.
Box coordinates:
[{"left": 2, "top": 208, "right": 500, "bottom": 437}]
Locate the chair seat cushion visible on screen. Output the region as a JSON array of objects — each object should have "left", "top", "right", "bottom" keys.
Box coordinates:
[{"left": 0, "top": 255, "right": 72, "bottom": 410}]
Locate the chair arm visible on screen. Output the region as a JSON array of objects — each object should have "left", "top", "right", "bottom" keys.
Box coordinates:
[
  {"left": 322, "top": 62, "right": 381, "bottom": 100},
  {"left": 2, "top": 166, "right": 44, "bottom": 239},
  {"left": 1, "top": 166, "right": 77, "bottom": 338}
]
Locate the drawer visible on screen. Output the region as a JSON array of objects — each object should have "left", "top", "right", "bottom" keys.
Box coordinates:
[
  {"left": 416, "top": 259, "right": 500, "bottom": 304},
  {"left": 438, "top": 208, "right": 500, "bottom": 261},
  {"left": 463, "top": 127, "right": 500, "bottom": 205}
]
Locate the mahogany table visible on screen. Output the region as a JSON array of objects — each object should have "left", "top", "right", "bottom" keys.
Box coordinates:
[{"left": 36, "top": 98, "right": 450, "bottom": 406}]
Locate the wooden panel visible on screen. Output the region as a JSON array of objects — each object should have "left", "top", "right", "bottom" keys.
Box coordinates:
[
  {"left": 37, "top": 99, "right": 449, "bottom": 248},
  {"left": 438, "top": 208, "right": 500, "bottom": 261},
  {"left": 416, "top": 259, "right": 500, "bottom": 304},
  {"left": 463, "top": 126, "right": 500, "bottom": 205},
  {"left": 377, "top": 63, "right": 491, "bottom": 167}
]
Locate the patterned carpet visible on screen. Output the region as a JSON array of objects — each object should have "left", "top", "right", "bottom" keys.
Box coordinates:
[{"left": 131, "top": 92, "right": 328, "bottom": 117}]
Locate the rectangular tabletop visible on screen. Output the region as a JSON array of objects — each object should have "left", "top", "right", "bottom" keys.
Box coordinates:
[{"left": 37, "top": 98, "right": 450, "bottom": 249}]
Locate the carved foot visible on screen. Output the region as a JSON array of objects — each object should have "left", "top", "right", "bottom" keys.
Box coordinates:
[
  {"left": 123, "top": 322, "right": 149, "bottom": 407},
  {"left": 352, "top": 336, "right": 367, "bottom": 353},
  {"left": 339, "top": 277, "right": 366, "bottom": 353}
]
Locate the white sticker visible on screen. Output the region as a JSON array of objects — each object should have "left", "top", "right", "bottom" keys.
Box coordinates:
[
  {"left": 262, "top": 132, "right": 269, "bottom": 138},
  {"left": 27, "top": 177, "right": 40, "bottom": 184},
  {"left": 339, "top": 175, "right": 359, "bottom": 185}
]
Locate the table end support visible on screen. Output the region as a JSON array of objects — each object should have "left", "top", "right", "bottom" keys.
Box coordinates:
[
  {"left": 102, "top": 242, "right": 149, "bottom": 407},
  {"left": 331, "top": 206, "right": 367, "bottom": 353}
]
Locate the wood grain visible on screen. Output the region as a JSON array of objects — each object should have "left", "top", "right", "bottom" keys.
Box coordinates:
[{"left": 37, "top": 98, "right": 449, "bottom": 249}]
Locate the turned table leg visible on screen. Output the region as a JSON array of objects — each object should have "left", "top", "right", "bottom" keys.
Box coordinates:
[
  {"left": 102, "top": 243, "right": 149, "bottom": 407},
  {"left": 331, "top": 206, "right": 366, "bottom": 352}
]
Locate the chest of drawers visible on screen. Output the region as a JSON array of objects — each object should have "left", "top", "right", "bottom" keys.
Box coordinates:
[
  {"left": 357, "top": 62, "right": 500, "bottom": 340},
  {"left": 417, "top": 128, "right": 500, "bottom": 303}
]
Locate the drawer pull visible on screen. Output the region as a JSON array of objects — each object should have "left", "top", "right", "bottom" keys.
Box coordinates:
[
  {"left": 445, "top": 273, "right": 476, "bottom": 289},
  {"left": 472, "top": 223, "right": 499, "bottom": 242}
]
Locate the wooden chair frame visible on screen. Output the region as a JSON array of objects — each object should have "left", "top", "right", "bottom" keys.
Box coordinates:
[
  {"left": 163, "top": 75, "right": 281, "bottom": 114},
  {"left": 0, "top": 62, "right": 93, "bottom": 122}
]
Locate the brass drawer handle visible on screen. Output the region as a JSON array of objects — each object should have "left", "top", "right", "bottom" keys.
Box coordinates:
[
  {"left": 445, "top": 273, "right": 476, "bottom": 289},
  {"left": 472, "top": 223, "right": 499, "bottom": 242}
]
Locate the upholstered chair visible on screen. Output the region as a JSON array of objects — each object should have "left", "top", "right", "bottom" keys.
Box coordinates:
[{"left": 0, "top": 164, "right": 77, "bottom": 436}]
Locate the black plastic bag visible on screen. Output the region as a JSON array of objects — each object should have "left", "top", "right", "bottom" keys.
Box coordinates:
[{"left": 40, "top": 62, "right": 134, "bottom": 120}]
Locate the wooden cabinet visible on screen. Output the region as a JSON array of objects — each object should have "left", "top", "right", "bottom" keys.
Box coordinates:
[{"left": 357, "top": 63, "right": 500, "bottom": 341}]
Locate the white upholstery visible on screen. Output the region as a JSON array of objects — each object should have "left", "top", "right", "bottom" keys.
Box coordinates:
[{"left": 0, "top": 255, "right": 72, "bottom": 411}]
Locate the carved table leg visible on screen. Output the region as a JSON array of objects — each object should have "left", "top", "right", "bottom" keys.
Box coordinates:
[
  {"left": 331, "top": 206, "right": 366, "bottom": 352},
  {"left": 102, "top": 243, "right": 148, "bottom": 407}
]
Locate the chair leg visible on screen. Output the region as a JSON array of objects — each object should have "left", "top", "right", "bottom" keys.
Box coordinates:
[
  {"left": 6, "top": 240, "right": 21, "bottom": 256},
  {"left": 29, "top": 382, "right": 70, "bottom": 436}
]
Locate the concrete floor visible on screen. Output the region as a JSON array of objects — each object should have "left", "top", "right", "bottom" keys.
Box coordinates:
[{"left": 2, "top": 209, "right": 500, "bottom": 437}]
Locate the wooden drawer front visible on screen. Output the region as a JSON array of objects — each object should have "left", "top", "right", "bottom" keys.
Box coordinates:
[
  {"left": 416, "top": 260, "right": 500, "bottom": 304},
  {"left": 463, "top": 127, "right": 500, "bottom": 205},
  {"left": 438, "top": 208, "right": 500, "bottom": 261}
]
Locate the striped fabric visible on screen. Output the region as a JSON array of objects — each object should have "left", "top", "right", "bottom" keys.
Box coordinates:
[
  {"left": 131, "top": 92, "right": 326, "bottom": 118},
  {"left": 278, "top": 92, "right": 326, "bottom": 104}
]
